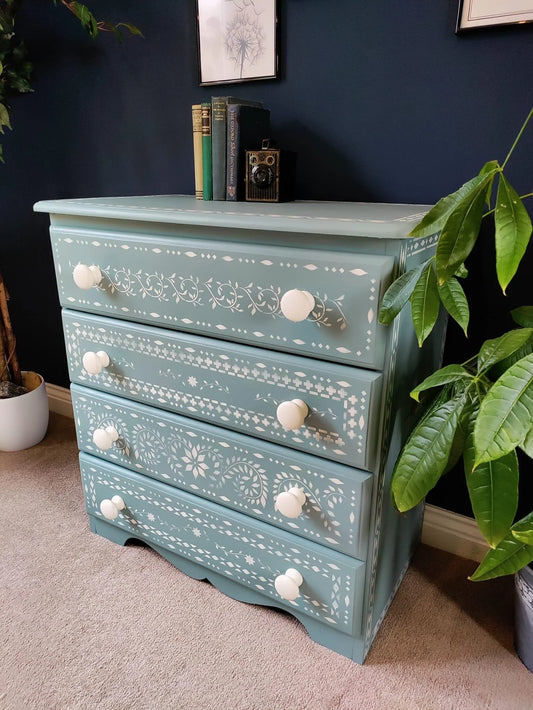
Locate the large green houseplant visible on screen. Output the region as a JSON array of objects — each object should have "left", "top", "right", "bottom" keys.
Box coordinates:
[{"left": 378, "top": 107, "right": 533, "bottom": 582}]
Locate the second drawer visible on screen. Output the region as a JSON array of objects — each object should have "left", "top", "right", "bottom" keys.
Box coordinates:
[
  {"left": 63, "top": 310, "right": 383, "bottom": 468},
  {"left": 72, "top": 385, "right": 373, "bottom": 559}
]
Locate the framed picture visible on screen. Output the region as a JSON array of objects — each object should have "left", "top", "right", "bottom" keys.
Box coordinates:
[
  {"left": 197, "top": 0, "right": 279, "bottom": 86},
  {"left": 457, "top": 0, "right": 533, "bottom": 30}
]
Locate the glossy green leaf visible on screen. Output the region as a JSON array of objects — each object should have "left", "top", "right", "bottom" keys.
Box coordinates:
[
  {"left": 118, "top": 22, "right": 144, "bottom": 37},
  {"left": 409, "top": 261, "right": 440, "bottom": 346},
  {"left": 489, "top": 340, "right": 533, "bottom": 380},
  {"left": 477, "top": 328, "right": 533, "bottom": 374},
  {"left": 512, "top": 306, "right": 533, "bottom": 328},
  {"left": 436, "top": 173, "right": 495, "bottom": 284},
  {"left": 479, "top": 160, "right": 499, "bottom": 207},
  {"left": 448, "top": 385, "right": 487, "bottom": 476},
  {"left": 438, "top": 276, "right": 469, "bottom": 335},
  {"left": 378, "top": 261, "right": 428, "bottom": 325},
  {"left": 512, "top": 518, "right": 533, "bottom": 545},
  {"left": 520, "top": 427, "right": 533, "bottom": 459},
  {"left": 495, "top": 175, "right": 532, "bottom": 293},
  {"left": 474, "top": 353, "right": 533, "bottom": 464},
  {"left": 391, "top": 389, "right": 469, "bottom": 512},
  {"left": 410, "top": 364, "right": 472, "bottom": 402},
  {"left": 455, "top": 263, "right": 469, "bottom": 279},
  {"left": 465, "top": 436, "right": 518, "bottom": 548},
  {"left": 408, "top": 171, "right": 497, "bottom": 240},
  {"left": 470, "top": 511, "right": 533, "bottom": 581},
  {"left": 0, "top": 102, "right": 10, "bottom": 133}
]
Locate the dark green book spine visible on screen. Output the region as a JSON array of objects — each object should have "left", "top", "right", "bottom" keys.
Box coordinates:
[
  {"left": 201, "top": 102, "right": 212, "bottom": 201},
  {"left": 211, "top": 97, "right": 227, "bottom": 200}
]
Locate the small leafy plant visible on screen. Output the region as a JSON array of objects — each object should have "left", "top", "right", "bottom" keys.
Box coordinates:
[
  {"left": 0, "top": 0, "right": 142, "bottom": 161},
  {"left": 378, "top": 108, "right": 533, "bottom": 581}
]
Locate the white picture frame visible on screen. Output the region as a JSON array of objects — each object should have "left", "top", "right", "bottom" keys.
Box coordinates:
[{"left": 457, "top": 0, "right": 533, "bottom": 30}]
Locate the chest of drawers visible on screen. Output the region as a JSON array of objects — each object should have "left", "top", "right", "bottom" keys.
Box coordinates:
[{"left": 35, "top": 196, "right": 445, "bottom": 663}]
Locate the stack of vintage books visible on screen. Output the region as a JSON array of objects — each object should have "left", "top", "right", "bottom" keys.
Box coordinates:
[{"left": 192, "top": 97, "right": 270, "bottom": 201}]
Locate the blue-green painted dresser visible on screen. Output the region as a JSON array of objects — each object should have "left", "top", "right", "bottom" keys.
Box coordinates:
[{"left": 34, "top": 196, "right": 444, "bottom": 663}]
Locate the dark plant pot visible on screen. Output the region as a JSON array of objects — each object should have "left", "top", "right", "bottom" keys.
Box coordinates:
[{"left": 515, "top": 564, "right": 533, "bottom": 672}]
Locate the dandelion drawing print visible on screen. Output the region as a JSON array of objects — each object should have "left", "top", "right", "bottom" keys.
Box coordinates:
[
  {"left": 225, "top": 3, "right": 265, "bottom": 78},
  {"left": 197, "top": 0, "right": 277, "bottom": 85}
]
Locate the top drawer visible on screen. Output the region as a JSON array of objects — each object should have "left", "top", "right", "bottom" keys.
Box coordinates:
[{"left": 51, "top": 227, "right": 394, "bottom": 368}]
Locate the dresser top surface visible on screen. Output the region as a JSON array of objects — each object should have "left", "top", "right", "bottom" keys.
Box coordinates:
[{"left": 34, "top": 195, "right": 432, "bottom": 239}]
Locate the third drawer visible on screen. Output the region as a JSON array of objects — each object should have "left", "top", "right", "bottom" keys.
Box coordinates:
[{"left": 72, "top": 384, "right": 373, "bottom": 559}]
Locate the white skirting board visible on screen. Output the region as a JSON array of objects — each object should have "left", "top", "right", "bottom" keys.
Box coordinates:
[
  {"left": 46, "top": 384, "right": 488, "bottom": 564},
  {"left": 46, "top": 383, "right": 74, "bottom": 419}
]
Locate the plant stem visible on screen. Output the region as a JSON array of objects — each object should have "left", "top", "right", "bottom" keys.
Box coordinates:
[
  {"left": 502, "top": 107, "right": 533, "bottom": 170},
  {"left": 482, "top": 191, "right": 533, "bottom": 220}
]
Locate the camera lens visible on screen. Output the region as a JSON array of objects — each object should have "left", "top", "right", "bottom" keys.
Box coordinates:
[{"left": 251, "top": 164, "right": 274, "bottom": 188}]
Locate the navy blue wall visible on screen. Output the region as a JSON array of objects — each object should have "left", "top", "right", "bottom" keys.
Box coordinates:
[{"left": 3, "top": 1, "right": 532, "bottom": 514}]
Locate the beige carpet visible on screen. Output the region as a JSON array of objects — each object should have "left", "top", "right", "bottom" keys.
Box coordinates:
[{"left": 1, "top": 413, "right": 533, "bottom": 710}]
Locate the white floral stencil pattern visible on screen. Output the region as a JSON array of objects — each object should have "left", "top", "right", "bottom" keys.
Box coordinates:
[
  {"left": 52, "top": 230, "right": 393, "bottom": 367},
  {"left": 64, "top": 312, "right": 381, "bottom": 469},
  {"left": 81, "top": 457, "right": 365, "bottom": 632},
  {"left": 73, "top": 388, "right": 372, "bottom": 557}
]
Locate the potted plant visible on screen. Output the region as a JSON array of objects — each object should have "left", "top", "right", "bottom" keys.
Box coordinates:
[
  {"left": 378, "top": 107, "right": 533, "bottom": 668},
  {"left": 0, "top": 271, "right": 49, "bottom": 450}
]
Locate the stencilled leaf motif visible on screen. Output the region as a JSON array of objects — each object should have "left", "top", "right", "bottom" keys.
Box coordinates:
[
  {"left": 133, "top": 427, "right": 164, "bottom": 466},
  {"left": 225, "top": 460, "right": 268, "bottom": 507}
]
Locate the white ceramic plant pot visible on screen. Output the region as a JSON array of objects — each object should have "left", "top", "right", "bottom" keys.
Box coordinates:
[{"left": 0, "top": 371, "right": 49, "bottom": 451}]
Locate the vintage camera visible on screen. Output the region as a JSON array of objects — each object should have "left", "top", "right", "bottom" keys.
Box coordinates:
[{"left": 245, "top": 139, "right": 296, "bottom": 202}]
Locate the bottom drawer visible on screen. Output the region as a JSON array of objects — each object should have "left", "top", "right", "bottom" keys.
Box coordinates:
[{"left": 80, "top": 452, "right": 366, "bottom": 636}]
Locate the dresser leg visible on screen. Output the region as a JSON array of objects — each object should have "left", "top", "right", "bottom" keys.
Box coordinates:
[{"left": 88, "top": 515, "right": 134, "bottom": 546}]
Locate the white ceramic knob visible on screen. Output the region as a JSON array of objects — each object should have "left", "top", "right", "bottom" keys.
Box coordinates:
[
  {"left": 274, "top": 568, "right": 303, "bottom": 601},
  {"left": 280, "top": 289, "right": 315, "bottom": 322},
  {"left": 82, "top": 350, "right": 110, "bottom": 375},
  {"left": 73, "top": 264, "right": 102, "bottom": 290},
  {"left": 276, "top": 399, "right": 309, "bottom": 430},
  {"left": 100, "top": 495, "right": 125, "bottom": 520},
  {"left": 275, "top": 487, "right": 307, "bottom": 519},
  {"left": 92, "top": 426, "right": 119, "bottom": 451}
]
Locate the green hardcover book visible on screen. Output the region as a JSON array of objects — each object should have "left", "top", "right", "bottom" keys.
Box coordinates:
[
  {"left": 201, "top": 102, "right": 213, "bottom": 201},
  {"left": 211, "top": 97, "right": 262, "bottom": 201}
]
